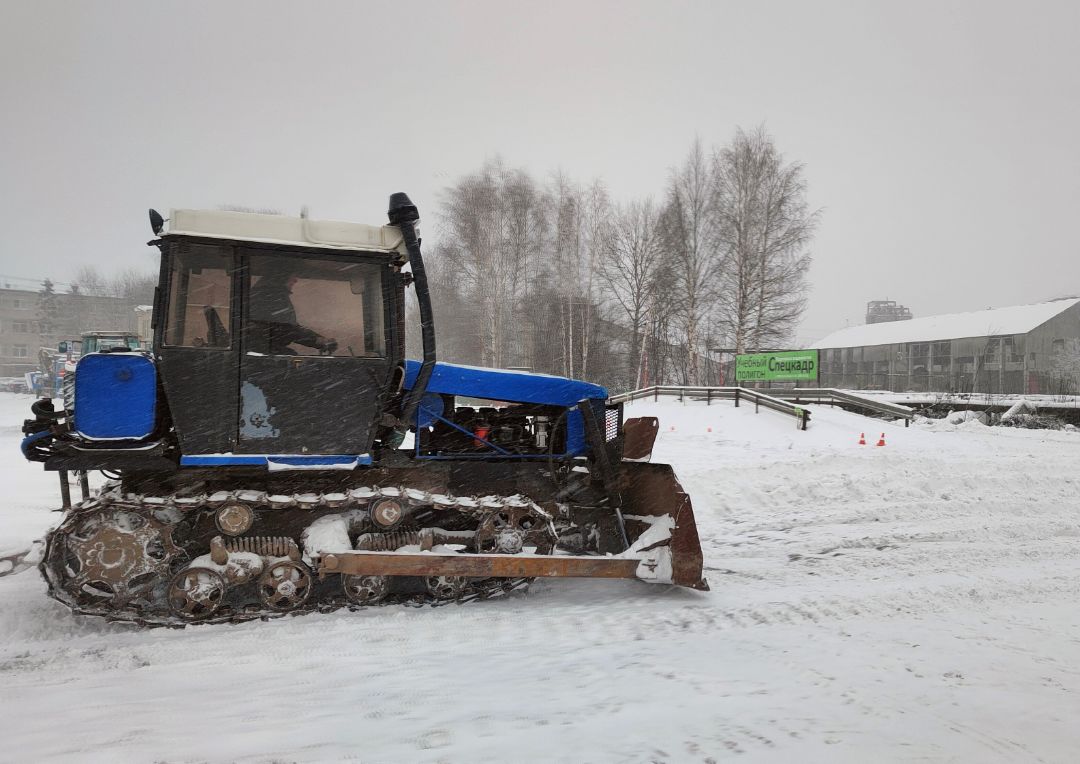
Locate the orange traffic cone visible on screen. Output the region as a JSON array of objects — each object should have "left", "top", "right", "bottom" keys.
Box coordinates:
[
  {"left": 858, "top": 432, "right": 866, "bottom": 446},
  {"left": 875, "top": 432, "right": 886, "bottom": 447}
]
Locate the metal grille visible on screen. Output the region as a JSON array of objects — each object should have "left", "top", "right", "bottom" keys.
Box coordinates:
[
  {"left": 604, "top": 405, "right": 621, "bottom": 442},
  {"left": 62, "top": 372, "right": 76, "bottom": 413}
]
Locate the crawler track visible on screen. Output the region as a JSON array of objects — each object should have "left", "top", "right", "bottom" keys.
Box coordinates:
[{"left": 41, "top": 481, "right": 557, "bottom": 627}]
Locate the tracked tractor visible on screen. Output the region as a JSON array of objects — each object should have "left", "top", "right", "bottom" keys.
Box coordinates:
[{"left": 17, "top": 194, "right": 707, "bottom": 625}]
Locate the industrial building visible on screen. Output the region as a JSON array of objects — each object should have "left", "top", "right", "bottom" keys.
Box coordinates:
[
  {"left": 0, "top": 286, "right": 139, "bottom": 377},
  {"left": 809, "top": 298, "right": 1080, "bottom": 394}
]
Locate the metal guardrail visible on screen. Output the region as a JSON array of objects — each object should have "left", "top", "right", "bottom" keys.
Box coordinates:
[
  {"left": 609, "top": 386, "right": 811, "bottom": 430},
  {"left": 761, "top": 388, "right": 914, "bottom": 427}
]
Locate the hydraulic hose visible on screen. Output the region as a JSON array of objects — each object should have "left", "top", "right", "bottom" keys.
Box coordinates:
[
  {"left": 31, "top": 399, "right": 66, "bottom": 420},
  {"left": 21, "top": 430, "right": 53, "bottom": 461},
  {"left": 388, "top": 192, "right": 435, "bottom": 440}
]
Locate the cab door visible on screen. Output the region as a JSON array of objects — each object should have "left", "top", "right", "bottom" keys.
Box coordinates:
[
  {"left": 236, "top": 250, "right": 393, "bottom": 455},
  {"left": 157, "top": 242, "right": 240, "bottom": 455}
]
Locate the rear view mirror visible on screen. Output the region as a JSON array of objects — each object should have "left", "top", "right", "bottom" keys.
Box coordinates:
[
  {"left": 349, "top": 275, "right": 367, "bottom": 295},
  {"left": 57, "top": 341, "right": 68, "bottom": 353}
]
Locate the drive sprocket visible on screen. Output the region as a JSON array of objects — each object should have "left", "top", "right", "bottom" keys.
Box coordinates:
[{"left": 50, "top": 506, "right": 183, "bottom": 609}]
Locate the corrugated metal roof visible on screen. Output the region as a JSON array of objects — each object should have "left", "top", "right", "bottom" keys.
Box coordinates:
[{"left": 808, "top": 298, "right": 1080, "bottom": 349}]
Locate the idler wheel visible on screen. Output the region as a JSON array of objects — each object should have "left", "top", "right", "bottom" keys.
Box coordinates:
[
  {"left": 167, "top": 567, "right": 227, "bottom": 621},
  {"left": 258, "top": 560, "right": 312, "bottom": 611},
  {"left": 342, "top": 574, "right": 390, "bottom": 605},
  {"left": 425, "top": 575, "right": 468, "bottom": 600}
]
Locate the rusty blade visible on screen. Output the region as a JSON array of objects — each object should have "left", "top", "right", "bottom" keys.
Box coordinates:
[
  {"left": 320, "top": 551, "right": 643, "bottom": 580},
  {"left": 622, "top": 416, "right": 660, "bottom": 462},
  {"left": 619, "top": 461, "right": 709, "bottom": 591}
]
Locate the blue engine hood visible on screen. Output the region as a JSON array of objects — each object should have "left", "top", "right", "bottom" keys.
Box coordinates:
[{"left": 402, "top": 360, "right": 607, "bottom": 406}]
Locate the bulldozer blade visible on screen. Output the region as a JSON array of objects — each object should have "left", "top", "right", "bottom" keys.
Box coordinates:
[
  {"left": 622, "top": 416, "right": 660, "bottom": 462},
  {"left": 619, "top": 461, "right": 709, "bottom": 591}
]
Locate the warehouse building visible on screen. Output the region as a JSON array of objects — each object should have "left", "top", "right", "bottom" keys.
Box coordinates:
[{"left": 808, "top": 298, "right": 1080, "bottom": 395}]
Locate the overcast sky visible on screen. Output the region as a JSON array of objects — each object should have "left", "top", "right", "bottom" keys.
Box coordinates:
[{"left": 2, "top": 0, "right": 1077, "bottom": 344}]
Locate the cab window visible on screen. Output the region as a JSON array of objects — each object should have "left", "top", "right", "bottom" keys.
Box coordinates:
[
  {"left": 245, "top": 256, "right": 384, "bottom": 357},
  {"left": 164, "top": 244, "right": 233, "bottom": 348}
]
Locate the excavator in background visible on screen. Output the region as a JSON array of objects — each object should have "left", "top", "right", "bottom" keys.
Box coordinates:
[{"left": 33, "top": 331, "right": 143, "bottom": 398}]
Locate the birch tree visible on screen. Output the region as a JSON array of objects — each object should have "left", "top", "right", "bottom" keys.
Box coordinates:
[
  {"left": 713, "top": 126, "right": 817, "bottom": 353},
  {"left": 438, "top": 159, "right": 545, "bottom": 368},
  {"left": 602, "top": 198, "right": 663, "bottom": 388},
  {"left": 659, "top": 138, "right": 720, "bottom": 384}
]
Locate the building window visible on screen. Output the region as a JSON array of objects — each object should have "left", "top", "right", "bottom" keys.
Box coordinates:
[
  {"left": 1052, "top": 339, "right": 1065, "bottom": 355},
  {"left": 12, "top": 344, "right": 28, "bottom": 358},
  {"left": 10, "top": 298, "right": 26, "bottom": 309},
  {"left": 12, "top": 320, "right": 31, "bottom": 334}
]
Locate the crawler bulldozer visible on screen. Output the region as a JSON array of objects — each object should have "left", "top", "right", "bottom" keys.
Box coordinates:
[{"left": 18, "top": 194, "right": 707, "bottom": 625}]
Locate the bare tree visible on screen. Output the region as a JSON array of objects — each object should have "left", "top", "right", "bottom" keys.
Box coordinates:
[
  {"left": 72, "top": 265, "right": 155, "bottom": 302},
  {"left": 574, "top": 179, "right": 611, "bottom": 380},
  {"left": 438, "top": 159, "right": 545, "bottom": 368},
  {"left": 429, "top": 132, "right": 816, "bottom": 388},
  {"left": 713, "top": 126, "right": 817, "bottom": 353},
  {"left": 110, "top": 267, "right": 157, "bottom": 303},
  {"left": 73, "top": 265, "right": 109, "bottom": 296},
  {"left": 602, "top": 198, "right": 664, "bottom": 388},
  {"left": 659, "top": 138, "right": 721, "bottom": 384}
]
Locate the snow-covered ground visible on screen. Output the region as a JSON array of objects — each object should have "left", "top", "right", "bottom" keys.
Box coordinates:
[{"left": 2, "top": 391, "right": 1080, "bottom": 762}]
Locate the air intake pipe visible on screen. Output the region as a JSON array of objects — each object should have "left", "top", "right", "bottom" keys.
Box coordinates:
[{"left": 388, "top": 192, "right": 435, "bottom": 442}]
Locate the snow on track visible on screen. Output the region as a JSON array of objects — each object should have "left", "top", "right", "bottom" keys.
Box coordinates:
[{"left": 2, "top": 391, "right": 1080, "bottom": 762}]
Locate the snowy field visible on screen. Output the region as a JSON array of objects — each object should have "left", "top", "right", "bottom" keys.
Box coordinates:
[{"left": 2, "top": 391, "right": 1080, "bottom": 762}]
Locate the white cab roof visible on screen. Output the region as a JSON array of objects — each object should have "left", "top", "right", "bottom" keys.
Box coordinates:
[
  {"left": 165, "top": 209, "right": 407, "bottom": 254},
  {"left": 809, "top": 298, "right": 1080, "bottom": 349}
]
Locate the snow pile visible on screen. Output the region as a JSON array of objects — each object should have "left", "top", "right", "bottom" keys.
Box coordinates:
[
  {"left": 301, "top": 513, "right": 353, "bottom": 556},
  {"left": 1001, "top": 398, "right": 1038, "bottom": 422},
  {"left": 187, "top": 550, "right": 263, "bottom": 582},
  {"left": 945, "top": 409, "right": 989, "bottom": 425}
]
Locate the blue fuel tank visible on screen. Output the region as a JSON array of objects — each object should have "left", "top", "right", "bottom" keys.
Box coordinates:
[{"left": 73, "top": 353, "right": 157, "bottom": 441}]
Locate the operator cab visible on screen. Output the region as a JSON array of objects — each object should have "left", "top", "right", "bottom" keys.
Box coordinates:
[{"left": 153, "top": 209, "right": 409, "bottom": 461}]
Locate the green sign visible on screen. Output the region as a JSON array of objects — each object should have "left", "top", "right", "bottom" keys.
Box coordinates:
[{"left": 735, "top": 350, "right": 819, "bottom": 382}]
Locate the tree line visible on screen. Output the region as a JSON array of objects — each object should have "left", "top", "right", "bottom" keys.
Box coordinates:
[
  {"left": 422, "top": 126, "right": 819, "bottom": 392},
  {"left": 44, "top": 128, "right": 817, "bottom": 394}
]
